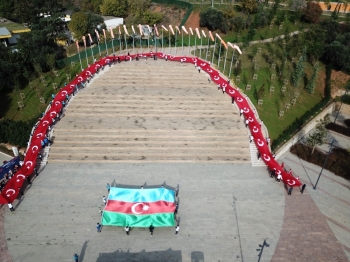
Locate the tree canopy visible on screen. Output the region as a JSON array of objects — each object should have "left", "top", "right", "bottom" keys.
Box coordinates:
[{"left": 100, "top": 0, "right": 128, "bottom": 17}]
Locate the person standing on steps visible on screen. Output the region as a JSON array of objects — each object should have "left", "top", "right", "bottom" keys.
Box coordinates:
[
  {"left": 73, "top": 253, "right": 79, "bottom": 262},
  {"left": 288, "top": 187, "right": 293, "bottom": 195},
  {"left": 103, "top": 196, "right": 107, "bottom": 205},
  {"left": 8, "top": 203, "right": 15, "bottom": 212},
  {"left": 96, "top": 223, "right": 102, "bottom": 232}
]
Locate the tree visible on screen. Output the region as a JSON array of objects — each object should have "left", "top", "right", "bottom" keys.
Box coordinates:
[
  {"left": 291, "top": 47, "right": 306, "bottom": 87},
  {"left": 303, "top": 2, "right": 323, "bottom": 23},
  {"left": 200, "top": 8, "right": 224, "bottom": 31},
  {"left": 68, "top": 12, "right": 89, "bottom": 40},
  {"left": 240, "top": 0, "right": 258, "bottom": 14},
  {"left": 305, "top": 62, "right": 319, "bottom": 94},
  {"left": 100, "top": 0, "right": 128, "bottom": 17},
  {"left": 0, "top": 0, "right": 15, "bottom": 18},
  {"left": 82, "top": 0, "right": 103, "bottom": 13},
  {"left": 306, "top": 115, "right": 330, "bottom": 154}
]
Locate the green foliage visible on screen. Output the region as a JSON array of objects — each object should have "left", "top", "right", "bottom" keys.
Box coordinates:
[
  {"left": 0, "top": 0, "right": 15, "bottom": 18},
  {"left": 305, "top": 62, "right": 319, "bottom": 93},
  {"left": 342, "top": 94, "right": 350, "bottom": 105},
  {"left": 306, "top": 114, "right": 329, "bottom": 154},
  {"left": 82, "top": 0, "right": 103, "bottom": 13},
  {"left": 200, "top": 8, "right": 224, "bottom": 31},
  {"left": 143, "top": 11, "right": 163, "bottom": 25},
  {"left": 257, "top": 83, "right": 265, "bottom": 100},
  {"left": 240, "top": 0, "right": 258, "bottom": 14},
  {"left": 127, "top": 0, "right": 150, "bottom": 17},
  {"left": 100, "top": 0, "right": 128, "bottom": 17},
  {"left": 68, "top": 12, "right": 89, "bottom": 39},
  {"left": 234, "top": 60, "right": 242, "bottom": 76},
  {"left": 0, "top": 116, "right": 40, "bottom": 147},
  {"left": 303, "top": 2, "right": 323, "bottom": 23},
  {"left": 291, "top": 47, "right": 306, "bottom": 87}
]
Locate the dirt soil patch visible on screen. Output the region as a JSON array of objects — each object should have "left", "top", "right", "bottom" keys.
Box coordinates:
[
  {"left": 330, "top": 70, "right": 350, "bottom": 97},
  {"left": 149, "top": 3, "right": 186, "bottom": 26},
  {"left": 185, "top": 11, "right": 200, "bottom": 29}
]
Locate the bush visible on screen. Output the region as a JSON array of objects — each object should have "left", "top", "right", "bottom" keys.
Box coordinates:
[
  {"left": 200, "top": 8, "right": 225, "bottom": 31},
  {"left": 290, "top": 143, "right": 350, "bottom": 180},
  {"left": 344, "top": 119, "right": 350, "bottom": 127},
  {"left": 342, "top": 94, "right": 350, "bottom": 105},
  {"left": 0, "top": 116, "right": 40, "bottom": 148},
  {"left": 326, "top": 122, "right": 350, "bottom": 137}
]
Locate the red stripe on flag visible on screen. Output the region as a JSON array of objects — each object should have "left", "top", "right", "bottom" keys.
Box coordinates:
[{"left": 105, "top": 200, "right": 175, "bottom": 215}]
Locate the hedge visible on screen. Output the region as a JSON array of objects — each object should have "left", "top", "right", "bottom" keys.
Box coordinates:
[
  {"left": 0, "top": 116, "right": 40, "bottom": 148},
  {"left": 341, "top": 94, "right": 350, "bottom": 105},
  {"left": 326, "top": 122, "right": 350, "bottom": 137},
  {"left": 272, "top": 65, "right": 332, "bottom": 151},
  {"left": 344, "top": 119, "right": 350, "bottom": 127}
]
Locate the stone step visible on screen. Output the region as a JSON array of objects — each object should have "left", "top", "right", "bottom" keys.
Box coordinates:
[{"left": 249, "top": 142, "right": 266, "bottom": 167}]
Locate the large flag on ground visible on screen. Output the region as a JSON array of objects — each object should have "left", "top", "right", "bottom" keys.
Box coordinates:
[{"left": 102, "top": 187, "right": 176, "bottom": 227}]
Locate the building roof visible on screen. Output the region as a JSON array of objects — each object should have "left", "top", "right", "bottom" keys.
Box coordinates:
[{"left": 0, "top": 27, "right": 11, "bottom": 39}]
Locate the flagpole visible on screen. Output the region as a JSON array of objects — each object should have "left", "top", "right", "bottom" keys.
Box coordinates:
[
  {"left": 206, "top": 36, "right": 209, "bottom": 60},
  {"left": 76, "top": 42, "right": 83, "bottom": 71},
  {"left": 90, "top": 45, "right": 94, "bottom": 62},
  {"left": 162, "top": 28, "right": 164, "bottom": 53},
  {"left": 223, "top": 48, "right": 228, "bottom": 73},
  {"left": 97, "top": 40, "right": 101, "bottom": 57},
  {"left": 139, "top": 35, "right": 142, "bottom": 53},
  {"left": 148, "top": 34, "right": 150, "bottom": 53},
  {"left": 188, "top": 33, "right": 190, "bottom": 55},
  {"left": 229, "top": 50, "right": 234, "bottom": 78},
  {"left": 132, "top": 33, "right": 134, "bottom": 53},
  {"left": 200, "top": 37, "right": 202, "bottom": 58},
  {"left": 194, "top": 34, "right": 197, "bottom": 57},
  {"left": 104, "top": 37, "right": 108, "bottom": 55},
  {"left": 119, "top": 33, "right": 122, "bottom": 54},
  {"left": 112, "top": 37, "right": 115, "bottom": 54},
  {"left": 218, "top": 42, "right": 222, "bottom": 69},
  {"left": 182, "top": 30, "right": 184, "bottom": 54},
  {"left": 175, "top": 30, "right": 177, "bottom": 53},
  {"left": 211, "top": 35, "right": 217, "bottom": 64},
  {"left": 84, "top": 45, "right": 88, "bottom": 66},
  {"left": 124, "top": 33, "right": 127, "bottom": 54},
  {"left": 169, "top": 30, "right": 171, "bottom": 53}
]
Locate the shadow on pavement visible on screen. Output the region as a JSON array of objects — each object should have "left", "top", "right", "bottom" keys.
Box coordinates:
[{"left": 96, "top": 248, "right": 183, "bottom": 262}]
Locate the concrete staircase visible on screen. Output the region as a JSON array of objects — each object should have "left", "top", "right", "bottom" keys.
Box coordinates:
[{"left": 49, "top": 59, "right": 252, "bottom": 163}]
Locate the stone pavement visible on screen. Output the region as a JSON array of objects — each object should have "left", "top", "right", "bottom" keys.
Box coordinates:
[
  {"left": 3, "top": 163, "right": 285, "bottom": 262},
  {"left": 278, "top": 152, "right": 350, "bottom": 261}
]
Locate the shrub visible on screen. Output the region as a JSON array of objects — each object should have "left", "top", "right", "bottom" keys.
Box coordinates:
[
  {"left": 290, "top": 143, "right": 350, "bottom": 180},
  {"left": 344, "top": 119, "right": 350, "bottom": 127},
  {"left": 326, "top": 122, "right": 350, "bottom": 137},
  {"left": 303, "top": 2, "right": 323, "bottom": 23},
  {"left": 200, "top": 8, "right": 225, "bottom": 31},
  {"left": 342, "top": 94, "right": 350, "bottom": 105}
]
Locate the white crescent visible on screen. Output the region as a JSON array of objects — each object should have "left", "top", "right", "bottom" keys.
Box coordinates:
[
  {"left": 131, "top": 203, "right": 144, "bottom": 214},
  {"left": 70, "top": 85, "right": 75, "bottom": 89},
  {"left": 263, "top": 154, "right": 270, "bottom": 161},
  {"left": 214, "top": 76, "right": 220, "bottom": 81},
  {"left": 106, "top": 59, "right": 110, "bottom": 62},
  {"left": 16, "top": 174, "right": 25, "bottom": 182},
  {"left": 36, "top": 133, "right": 43, "bottom": 138},
  {"left": 170, "top": 56, "right": 174, "bottom": 59},
  {"left": 25, "top": 161, "right": 33, "bottom": 169},
  {"left": 229, "top": 89, "right": 235, "bottom": 94},
  {"left": 50, "top": 111, "right": 57, "bottom": 117},
  {"left": 257, "top": 139, "right": 264, "bottom": 146},
  {"left": 86, "top": 71, "right": 91, "bottom": 75},
  {"left": 248, "top": 117, "right": 254, "bottom": 122},
  {"left": 252, "top": 126, "right": 259, "bottom": 133},
  {"left": 32, "top": 145, "right": 38, "bottom": 153},
  {"left": 222, "top": 83, "right": 227, "bottom": 88},
  {"left": 207, "top": 69, "right": 213, "bottom": 73},
  {"left": 42, "top": 120, "right": 49, "bottom": 126},
  {"left": 192, "top": 58, "right": 197, "bottom": 62},
  {"left": 55, "top": 101, "right": 60, "bottom": 106},
  {"left": 287, "top": 179, "right": 296, "bottom": 186},
  {"left": 78, "top": 76, "right": 83, "bottom": 81},
  {"left": 6, "top": 189, "right": 15, "bottom": 197},
  {"left": 182, "top": 58, "right": 187, "bottom": 61},
  {"left": 160, "top": 54, "right": 165, "bottom": 57},
  {"left": 96, "top": 64, "right": 101, "bottom": 67},
  {"left": 243, "top": 108, "right": 249, "bottom": 113},
  {"left": 276, "top": 170, "right": 281, "bottom": 175},
  {"left": 61, "top": 90, "right": 67, "bottom": 96},
  {"left": 237, "top": 97, "right": 243, "bottom": 102},
  {"left": 200, "top": 63, "right": 206, "bottom": 66}
]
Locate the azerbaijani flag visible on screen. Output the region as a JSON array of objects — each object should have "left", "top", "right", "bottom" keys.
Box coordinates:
[{"left": 102, "top": 187, "right": 176, "bottom": 227}]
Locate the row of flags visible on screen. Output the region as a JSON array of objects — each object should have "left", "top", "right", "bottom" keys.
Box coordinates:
[{"left": 76, "top": 24, "right": 242, "bottom": 54}]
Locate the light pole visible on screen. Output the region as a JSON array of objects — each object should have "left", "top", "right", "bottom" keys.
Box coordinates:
[{"left": 314, "top": 139, "right": 336, "bottom": 190}]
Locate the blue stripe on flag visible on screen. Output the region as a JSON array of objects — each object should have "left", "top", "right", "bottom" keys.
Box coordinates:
[{"left": 108, "top": 187, "right": 175, "bottom": 203}]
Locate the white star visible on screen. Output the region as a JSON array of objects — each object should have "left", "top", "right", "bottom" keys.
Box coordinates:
[{"left": 142, "top": 205, "right": 149, "bottom": 211}]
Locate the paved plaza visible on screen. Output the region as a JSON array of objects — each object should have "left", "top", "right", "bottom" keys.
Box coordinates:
[{"left": 1, "top": 58, "right": 349, "bottom": 262}]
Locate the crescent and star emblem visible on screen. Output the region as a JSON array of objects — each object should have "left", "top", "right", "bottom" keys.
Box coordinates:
[
  {"left": 6, "top": 189, "right": 15, "bottom": 197},
  {"left": 222, "top": 83, "right": 227, "bottom": 88},
  {"left": 78, "top": 76, "right": 83, "bottom": 81},
  {"left": 200, "top": 63, "right": 206, "bottom": 66},
  {"left": 25, "top": 161, "right": 33, "bottom": 169},
  {"left": 263, "top": 154, "right": 270, "bottom": 161},
  {"left": 257, "top": 139, "right": 264, "bottom": 146},
  {"left": 287, "top": 179, "right": 295, "bottom": 186},
  {"left": 248, "top": 117, "right": 254, "bottom": 122},
  {"left": 86, "top": 71, "right": 91, "bottom": 75},
  {"left": 243, "top": 108, "right": 249, "bottom": 113},
  {"left": 32, "top": 145, "right": 38, "bottom": 153},
  {"left": 170, "top": 56, "right": 174, "bottom": 59},
  {"left": 50, "top": 111, "right": 57, "bottom": 117},
  {"left": 36, "top": 133, "right": 43, "bottom": 138},
  {"left": 192, "top": 58, "right": 197, "bottom": 62},
  {"left": 61, "top": 91, "right": 67, "bottom": 96},
  {"left": 252, "top": 126, "right": 259, "bottom": 133},
  {"left": 182, "top": 58, "right": 186, "bottom": 61},
  {"left": 131, "top": 203, "right": 149, "bottom": 214},
  {"left": 42, "top": 120, "right": 49, "bottom": 126},
  {"left": 214, "top": 76, "right": 220, "bottom": 80},
  {"left": 229, "top": 89, "right": 235, "bottom": 94},
  {"left": 207, "top": 69, "right": 213, "bottom": 73},
  {"left": 55, "top": 101, "right": 60, "bottom": 106},
  {"left": 237, "top": 97, "right": 243, "bottom": 102},
  {"left": 16, "top": 174, "right": 25, "bottom": 182}
]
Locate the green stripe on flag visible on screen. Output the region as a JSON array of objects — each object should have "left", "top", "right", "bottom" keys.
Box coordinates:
[{"left": 102, "top": 211, "right": 175, "bottom": 227}]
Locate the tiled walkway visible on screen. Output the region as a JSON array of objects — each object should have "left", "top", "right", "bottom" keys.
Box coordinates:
[
  {"left": 271, "top": 189, "right": 348, "bottom": 262},
  {"left": 0, "top": 206, "right": 12, "bottom": 262}
]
